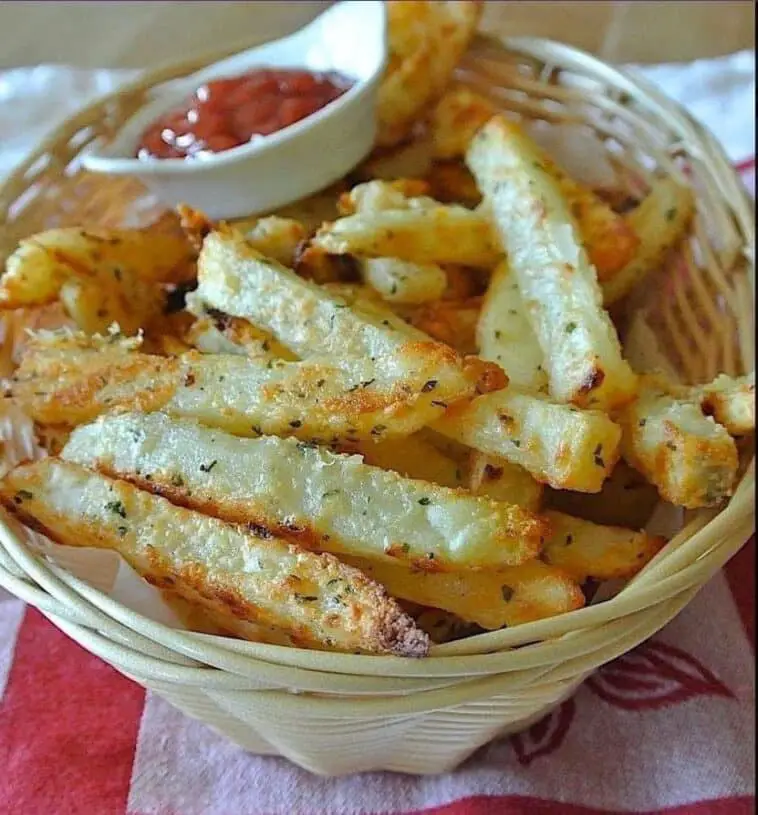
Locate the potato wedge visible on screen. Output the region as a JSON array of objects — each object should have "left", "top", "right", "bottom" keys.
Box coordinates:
[
  {"left": 618, "top": 377, "right": 739, "bottom": 508},
  {"left": 603, "top": 177, "right": 695, "bottom": 306},
  {"left": 62, "top": 411, "right": 548, "bottom": 571},
  {"left": 477, "top": 260, "right": 548, "bottom": 392},
  {"left": 467, "top": 452, "right": 543, "bottom": 511},
  {"left": 310, "top": 207, "right": 502, "bottom": 269},
  {"left": 541, "top": 511, "right": 665, "bottom": 583},
  {"left": 0, "top": 227, "right": 194, "bottom": 309},
  {"left": 12, "top": 334, "right": 489, "bottom": 443},
  {"left": 697, "top": 372, "right": 755, "bottom": 436},
  {"left": 0, "top": 459, "right": 428, "bottom": 657},
  {"left": 376, "top": 1, "right": 482, "bottom": 148},
  {"left": 467, "top": 117, "right": 638, "bottom": 409},
  {"left": 360, "top": 257, "right": 448, "bottom": 304},
  {"left": 431, "top": 85, "right": 501, "bottom": 161},
  {"left": 434, "top": 388, "right": 622, "bottom": 492},
  {"left": 244, "top": 216, "right": 307, "bottom": 268},
  {"left": 344, "top": 557, "right": 584, "bottom": 630}
]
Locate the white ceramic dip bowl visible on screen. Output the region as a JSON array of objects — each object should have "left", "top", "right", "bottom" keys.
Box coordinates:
[{"left": 81, "top": 0, "right": 387, "bottom": 219}]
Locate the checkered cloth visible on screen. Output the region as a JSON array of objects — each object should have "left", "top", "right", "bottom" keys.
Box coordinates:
[{"left": 0, "top": 50, "right": 754, "bottom": 815}]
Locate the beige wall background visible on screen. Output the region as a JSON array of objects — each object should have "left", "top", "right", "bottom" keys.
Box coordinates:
[{"left": 0, "top": 1, "right": 754, "bottom": 70}]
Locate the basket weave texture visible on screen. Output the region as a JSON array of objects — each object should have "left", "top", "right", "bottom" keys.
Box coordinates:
[{"left": 0, "top": 35, "right": 754, "bottom": 776}]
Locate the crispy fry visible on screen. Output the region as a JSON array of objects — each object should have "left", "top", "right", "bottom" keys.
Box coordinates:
[
  {"left": 244, "top": 216, "right": 307, "bottom": 268},
  {"left": 12, "top": 332, "right": 489, "bottom": 443},
  {"left": 477, "top": 260, "right": 548, "bottom": 392},
  {"left": 377, "top": 1, "right": 482, "bottom": 148},
  {"left": 361, "top": 257, "right": 448, "bottom": 304},
  {"left": 467, "top": 451, "right": 543, "bottom": 511},
  {"left": 337, "top": 179, "right": 433, "bottom": 215},
  {"left": 618, "top": 376, "right": 739, "bottom": 508},
  {"left": 697, "top": 372, "right": 755, "bottom": 436},
  {"left": 0, "top": 459, "right": 428, "bottom": 657},
  {"left": 401, "top": 297, "right": 482, "bottom": 354},
  {"left": 344, "top": 557, "right": 584, "bottom": 630},
  {"left": 194, "top": 227, "right": 504, "bottom": 395},
  {"left": 0, "top": 227, "right": 194, "bottom": 309},
  {"left": 603, "top": 178, "right": 695, "bottom": 305},
  {"left": 434, "top": 389, "right": 622, "bottom": 492},
  {"left": 431, "top": 88, "right": 639, "bottom": 280},
  {"left": 467, "top": 117, "right": 638, "bottom": 409},
  {"left": 63, "top": 412, "right": 548, "bottom": 571},
  {"left": 312, "top": 206, "right": 501, "bottom": 269},
  {"left": 541, "top": 511, "right": 665, "bottom": 582}
]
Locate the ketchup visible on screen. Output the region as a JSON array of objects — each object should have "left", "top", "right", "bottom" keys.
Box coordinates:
[{"left": 137, "top": 68, "right": 353, "bottom": 160}]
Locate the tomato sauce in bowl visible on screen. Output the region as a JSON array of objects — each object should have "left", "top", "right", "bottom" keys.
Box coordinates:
[{"left": 137, "top": 68, "right": 354, "bottom": 160}]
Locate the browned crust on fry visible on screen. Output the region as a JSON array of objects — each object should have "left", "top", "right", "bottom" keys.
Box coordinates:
[
  {"left": 0, "top": 460, "right": 429, "bottom": 657},
  {"left": 465, "top": 355, "right": 508, "bottom": 394}
]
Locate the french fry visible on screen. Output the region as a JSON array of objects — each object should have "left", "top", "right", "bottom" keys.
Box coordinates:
[
  {"left": 376, "top": 1, "right": 482, "bottom": 148},
  {"left": 62, "top": 411, "right": 548, "bottom": 570},
  {"left": 618, "top": 376, "right": 739, "bottom": 508},
  {"left": 401, "top": 297, "right": 482, "bottom": 354},
  {"left": 337, "top": 179, "right": 433, "bottom": 215},
  {"left": 356, "top": 136, "right": 435, "bottom": 182},
  {"left": 434, "top": 388, "right": 622, "bottom": 492},
  {"left": 467, "top": 451, "right": 543, "bottom": 511},
  {"left": 244, "top": 216, "right": 307, "bottom": 268},
  {"left": 0, "top": 227, "right": 194, "bottom": 309},
  {"left": 0, "top": 459, "right": 429, "bottom": 657},
  {"left": 541, "top": 511, "right": 665, "bottom": 583},
  {"left": 467, "top": 117, "right": 638, "bottom": 409},
  {"left": 477, "top": 260, "right": 548, "bottom": 392},
  {"left": 11, "top": 332, "right": 488, "bottom": 443},
  {"left": 603, "top": 177, "right": 695, "bottom": 305},
  {"left": 431, "top": 88, "right": 639, "bottom": 280},
  {"left": 360, "top": 257, "right": 448, "bottom": 303},
  {"left": 344, "top": 557, "right": 584, "bottom": 630},
  {"left": 697, "top": 372, "right": 755, "bottom": 436},
  {"left": 194, "top": 227, "right": 505, "bottom": 401},
  {"left": 310, "top": 207, "right": 502, "bottom": 269}
]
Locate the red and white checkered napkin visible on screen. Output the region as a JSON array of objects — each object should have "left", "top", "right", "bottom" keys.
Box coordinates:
[{"left": 0, "top": 50, "right": 754, "bottom": 815}]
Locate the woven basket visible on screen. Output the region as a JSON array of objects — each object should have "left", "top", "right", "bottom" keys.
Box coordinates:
[{"left": 0, "top": 35, "right": 754, "bottom": 776}]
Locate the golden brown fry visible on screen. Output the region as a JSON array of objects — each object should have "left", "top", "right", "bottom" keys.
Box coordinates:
[
  {"left": 344, "top": 556, "right": 584, "bottom": 630},
  {"left": 311, "top": 206, "right": 502, "bottom": 269},
  {"left": 618, "top": 376, "right": 739, "bottom": 508},
  {"left": 434, "top": 388, "right": 622, "bottom": 492},
  {"left": 400, "top": 297, "right": 481, "bottom": 354},
  {"left": 541, "top": 511, "right": 665, "bottom": 583},
  {"left": 467, "top": 117, "right": 638, "bottom": 410},
  {"left": 603, "top": 178, "right": 695, "bottom": 305},
  {"left": 376, "top": 1, "right": 482, "bottom": 148},
  {"left": 244, "top": 216, "right": 307, "bottom": 268},
  {"left": 11, "top": 332, "right": 489, "bottom": 443},
  {"left": 0, "top": 459, "right": 428, "bottom": 657},
  {"left": 0, "top": 227, "right": 194, "bottom": 309},
  {"left": 337, "top": 179, "right": 432, "bottom": 215},
  {"left": 63, "top": 411, "right": 548, "bottom": 571},
  {"left": 425, "top": 161, "right": 482, "bottom": 207},
  {"left": 697, "top": 372, "right": 755, "bottom": 436},
  {"left": 467, "top": 451, "right": 543, "bottom": 511}
]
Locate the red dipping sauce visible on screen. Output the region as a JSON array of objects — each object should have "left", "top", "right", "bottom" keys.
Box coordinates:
[{"left": 136, "top": 68, "right": 354, "bottom": 160}]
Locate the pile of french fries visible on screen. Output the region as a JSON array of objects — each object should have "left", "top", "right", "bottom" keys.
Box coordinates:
[{"left": 0, "top": 2, "right": 754, "bottom": 657}]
